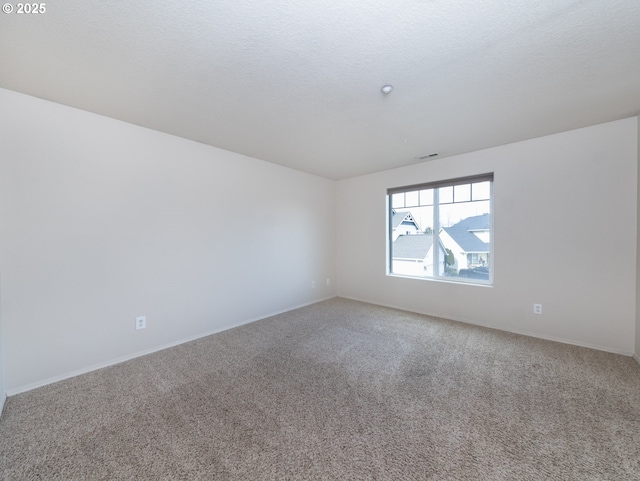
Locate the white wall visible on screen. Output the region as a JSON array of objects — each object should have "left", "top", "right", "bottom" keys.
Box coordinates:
[
  {"left": 0, "top": 276, "right": 5, "bottom": 414},
  {"left": 0, "top": 88, "right": 336, "bottom": 393},
  {"left": 337, "top": 117, "right": 638, "bottom": 355},
  {"left": 636, "top": 114, "right": 640, "bottom": 364}
]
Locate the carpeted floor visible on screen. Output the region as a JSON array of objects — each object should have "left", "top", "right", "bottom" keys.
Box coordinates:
[{"left": 1, "top": 297, "right": 639, "bottom": 480}]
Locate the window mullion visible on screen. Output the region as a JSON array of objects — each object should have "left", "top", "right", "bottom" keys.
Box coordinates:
[
  {"left": 388, "top": 196, "right": 393, "bottom": 274},
  {"left": 433, "top": 188, "right": 440, "bottom": 279}
]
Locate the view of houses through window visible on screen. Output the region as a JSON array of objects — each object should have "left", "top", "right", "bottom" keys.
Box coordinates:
[{"left": 388, "top": 174, "right": 493, "bottom": 284}]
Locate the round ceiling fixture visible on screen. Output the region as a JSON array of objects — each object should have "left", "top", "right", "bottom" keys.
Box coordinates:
[{"left": 381, "top": 84, "right": 393, "bottom": 94}]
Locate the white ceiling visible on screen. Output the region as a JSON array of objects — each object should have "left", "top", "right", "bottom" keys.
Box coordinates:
[{"left": 1, "top": 0, "right": 639, "bottom": 180}]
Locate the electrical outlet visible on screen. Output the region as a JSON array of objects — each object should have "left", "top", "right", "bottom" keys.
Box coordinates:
[
  {"left": 136, "top": 316, "right": 147, "bottom": 330},
  {"left": 533, "top": 304, "right": 542, "bottom": 315},
  {"left": 311, "top": 281, "right": 316, "bottom": 288},
  {"left": 326, "top": 278, "right": 331, "bottom": 285}
]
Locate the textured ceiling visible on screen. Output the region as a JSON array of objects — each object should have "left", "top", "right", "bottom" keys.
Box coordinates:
[{"left": 1, "top": 0, "right": 639, "bottom": 179}]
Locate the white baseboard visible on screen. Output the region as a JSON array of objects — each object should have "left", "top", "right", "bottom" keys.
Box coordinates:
[
  {"left": 634, "top": 353, "right": 640, "bottom": 367},
  {"left": 0, "top": 394, "right": 5, "bottom": 418},
  {"left": 339, "top": 295, "right": 634, "bottom": 357},
  {"left": 7, "top": 295, "right": 337, "bottom": 396}
]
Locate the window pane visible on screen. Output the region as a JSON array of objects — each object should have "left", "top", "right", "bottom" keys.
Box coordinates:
[
  {"left": 453, "top": 184, "right": 471, "bottom": 203},
  {"left": 419, "top": 189, "right": 433, "bottom": 206},
  {"left": 405, "top": 190, "right": 419, "bottom": 207},
  {"left": 390, "top": 205, "right": 433, "bottom": 277},
  {"left": 471, "top": 181, "right": 491, "bottom": 201},
  {"left": 392, "top": 193, "right": 405, "bottom": 209},
  {"left": 439, "top": 186, "right": 453, "bottom": 204},
  {"left": 438, "top": 201, "right": 491, "bottom": 280}
]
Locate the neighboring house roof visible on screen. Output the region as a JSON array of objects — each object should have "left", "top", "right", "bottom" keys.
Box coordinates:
[
  {"left": 442, "top": 214, "right": 490, "bottom": 253},
  {"left": 392, "top": 210, "right": 420, "bottom": 230},
  {"left": 393, "top": 234, "right": 433, "bottom": 260}
]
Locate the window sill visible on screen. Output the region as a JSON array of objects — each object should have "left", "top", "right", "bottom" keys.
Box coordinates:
[{"left": 386, "top": 272, "right": 493, "bottom": 287}]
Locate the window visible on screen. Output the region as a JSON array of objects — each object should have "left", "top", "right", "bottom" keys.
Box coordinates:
[{"left": 388, "top": 173, "right": 493, "bottom": 284}]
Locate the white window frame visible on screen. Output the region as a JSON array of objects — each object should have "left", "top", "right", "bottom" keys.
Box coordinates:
[{"left": 387, "top": 173, "right": 494, "bottom": 285}]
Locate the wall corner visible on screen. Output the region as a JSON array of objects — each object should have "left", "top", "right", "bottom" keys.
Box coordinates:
[{"left": 635, "top": 114, "right": 640, "bottom": 361}]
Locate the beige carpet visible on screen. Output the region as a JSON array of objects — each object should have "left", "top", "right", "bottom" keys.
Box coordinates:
[{"left": 1, "top": 298, "right": 639, "bottom": 480}]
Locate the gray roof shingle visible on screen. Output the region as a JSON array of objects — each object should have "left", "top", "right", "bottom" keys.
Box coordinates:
[
  {"left": 442, "top": 214, "right": 490, "bottom": 253},
  {"left": 393, "top": 234, "right": 434, "bottom": 260}
]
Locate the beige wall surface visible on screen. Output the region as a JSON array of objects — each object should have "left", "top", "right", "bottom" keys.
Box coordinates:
[
  {"left": 337, "top": 117, "right": 638, "bottom": 354},
  {"left": 0, "top": 89, "right": 336, "bottom": 393}
]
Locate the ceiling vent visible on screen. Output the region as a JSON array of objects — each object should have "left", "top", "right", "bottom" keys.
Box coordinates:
[{"left": 416, "top": 152, "right": 439, "bottom": 160}]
